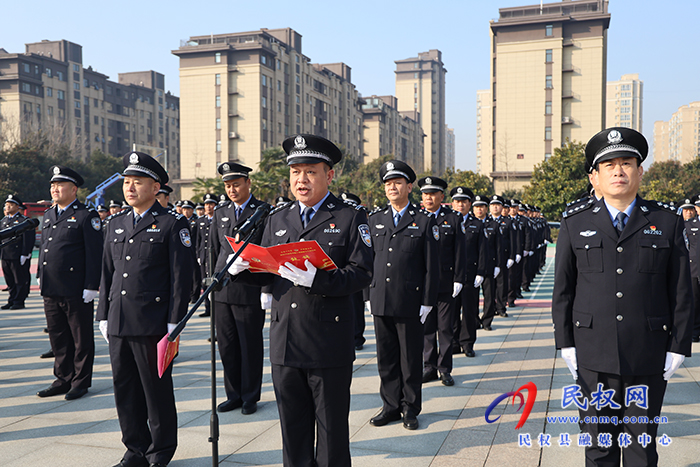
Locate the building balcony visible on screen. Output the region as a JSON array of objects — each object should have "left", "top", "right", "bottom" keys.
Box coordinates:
[{"left": 562, "top": 116, "right": 574, "bottom": 124}]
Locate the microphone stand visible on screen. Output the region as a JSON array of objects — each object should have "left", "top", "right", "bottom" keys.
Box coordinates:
[{"left": 167, "top": 223, "right": 261, "bottom": 467}]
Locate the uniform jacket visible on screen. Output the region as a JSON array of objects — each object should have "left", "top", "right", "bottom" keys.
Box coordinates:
[
  {"left": 368, "top": 203, "right": 439, "bottom": 317},
  {"left": 552, "top": 196, "right": 693, "bottom": 375},
  {"left": 209, "top": 195, "right": 270, "bottom": 305},
  {"left": 195, "top": 216, "right": 213, "bottom": 276},
  {"left": 462, "top": 212, "right": 488, "bottom": 279},
  {"left": 37, "top": 201, "right": 103, "bottom": 297},
  {"left": 427, "top": 206, "right": 466, "bottom": 295},
  {"left": 480, "top": 217, "right": 500, "bottom": 274},
  {"left": 509, "top": 214, "right": 525, "bottom": 259},
  {"left": 0, "top": 212, "right": 34, "bottom": 260},
  {"left": 96, "top": 202, "right": 194, "bottom": 336},
  {"left": 238, "top": 193, "right": 373, "bottom": 368},
  {"left": 491, "top": 215, "right": 514, "bottom": 267},
  {"left": 685, "top": 216, "right": 700, "bottom": 279}
]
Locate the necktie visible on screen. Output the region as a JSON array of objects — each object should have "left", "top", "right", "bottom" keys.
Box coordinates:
[
  {"left": 134, "top": 213, "right": 141, "bottom": 227},
  {"left": 302, "top": 206, "right": 314, "bottom": 228},
  {"left": 615, "top": 212, "right": 627, "bottom": 234},
  {"left": 56, "top": 208, "right": 63, "bottom": 217},
  {"left": 235, "top": 206, "right": 242, "bottom": 221},
  {"left": 394, "top": 212, "right": 401, "bottom": 227}
]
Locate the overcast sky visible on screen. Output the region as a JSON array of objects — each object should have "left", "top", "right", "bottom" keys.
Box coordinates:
[{"left": 3, "top": 0, "right": 698, "bottom": 170}]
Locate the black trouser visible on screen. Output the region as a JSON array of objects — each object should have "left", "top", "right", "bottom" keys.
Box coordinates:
[
  {"left": 43, "top": 296, "right": 94, "bottom": 390},
  {"left": 481, "top": 276, "right": 497, "bottom": 327},
  {"left": 374, "top": 314, "right": 423, "bottom": 416},
  {"left": 272, "top": 363, "right": 352, "bottom": 467},
  {"left": 2, "top": 258, "right": 29, "bottom": 305},
  {"left": 692, "top": 278, "right": 700, "bottom": 338},
  {"left": 508, "top": 260, "right": 523, "bottom": 303},
  {"left": 424, "top": 294, "right": 455, "bottom": 374},
  {"left": 109, "top": 334, "right": 177, "bottom": 466},
  {"left": 495, "top": 265, "right": 508, "bottom": 314},
  {"left": 457, "top": 279, "right": 480, "bottom": 352},
  {"left": 214, "top": 301, "right": 265, "bottom": 403},
  {"left": 577, "top": 367, "right": 667, "bottom": 467},
  {"left": 353, "top": 291, "right": 365, "bottom": 347}
]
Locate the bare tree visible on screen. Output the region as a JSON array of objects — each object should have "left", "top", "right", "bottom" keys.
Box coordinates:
[
  {"left": 0, "top": 113, "right": 85, "bottom": 160},
  {"left": 496, "top": 130, "right": 514, "bottom": 192}
]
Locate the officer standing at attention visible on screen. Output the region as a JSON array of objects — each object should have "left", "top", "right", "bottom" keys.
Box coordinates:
[
  {"left": 97, "top": 152, "right": 194, "bottom": 467},
  {"left": 417, "top": 176, "right": 465, "bottom": 386},
  {"left": 109, "top": 200, "right": 123, "bottom": 216},
  {"left": 96, "top": 205, "right": 110, "bottom": 223},
  {"left": 227, "top": 134, "right": 373, "bottom": 467},
  {"left": 196, "top": 193, "right": 218, "bottom": 318},
  {"left": 155, "top": 185, "right": 173, "bottom": 209},
  {"left": 1, "top": 195, "right": 34, "bottom": 310},
  {"left": 489, "top": 195, "right": 515, "bottom": 318},
  {"left": 367, "top": 160, "right": 439, "bottom": 430},
  {"left": 472, "top": 195, "right": 500, "bottom": 331},
  {"left": 36, "top": 166, "right": 103, "bottom": 400},
  {"left": 507, "top": 200, "right": 527, "bottom": 307},
  {"left": 450, "top": 187, "right": 487, "bottom": 357},
  {"left": 209, "top": 162, "right": 270, "bottom": 415},
  {"left": 683, "top": 196, "right": 700, "bottom": 343},
  {"left": 553, "top": 127, "right": 693, "bottom": 466}
]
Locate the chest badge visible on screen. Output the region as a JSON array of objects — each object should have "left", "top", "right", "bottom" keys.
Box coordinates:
[
  {"left": 115, "top": 228, "right": 124, "bottom": 234},
  {"left": 375, "top": 224, "right": 385, "bottom": 229},
  {"left": 579, "top": 230, "right": 597, "bottom": 237},
  {"left": 275, "top": 229, "right": 287, "bottom": 237}
]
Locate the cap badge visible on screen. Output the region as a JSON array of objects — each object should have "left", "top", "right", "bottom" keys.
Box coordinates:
[
  {"left": 53, "top": 167, "right": 60, "bottom": 175},
  {"left": 607, "top": 130, "right": 623, "bottom": 145},
  {"left": 294, "top": 135, "right": 307, "bottom": 149},
  {"left": 386, "top": 162, "right": 395, "bottom": 171},
  {"left": 129, "top": 153, "right": 139, "bottom": 165},
  {"left": 222, "top": 163, "right": 230, "bottom": 172},
  {"left": 341, "top": 193, "right": 347, "bottom": 200},
  {"left": 425, "top": 177, "right": 432, "bottom": 185},
  {"left": 7, "top": 195, "right": 12, "bottom": 199},
  {"left": 457, "top": 188, "right": 463, "bottom": 194}
]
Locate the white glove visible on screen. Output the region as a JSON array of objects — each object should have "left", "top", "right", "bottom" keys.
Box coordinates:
[
  {"left": 197, "top": 257, "right": 201, "bottom": 266},
  {"left": 419, "top": 305, "right": 432, "bottom": 324},
  {"left": 493, "top": 267, "right": 501, "bottom": 278},
  {"left": 523, "top": 250, "right": 530, "bottom": 257},
  {"left": 473, "top": 275, "right": 484, "bottom": 288},
  {"left": 37, "top": 277, "right": 40, "bottom": 288},
  {"left": 82, "top": 289, "right": 99, "bottom": 303},
  {"left": 663, "top": 351, "right": 685, "bottom": 380},
  {"left": 515, "top": 254, "right": 522, "bottom": 264},
  {"left": 529, "top": 250, "right": 534, "bottom": 256},
  {"left": 544, "top": 239, "right": 550, "bottom": 244},
  {"left": 260, "top": 292, "right": 272, "bottom": 310},
  {"left": 227, "top": 254, "right": 250, "bottom": 276},
  {"left": 561, "top": 347, "right": 578, "bottom": 380},
  {"left": 507, "top": 259, "right": 514, "bottom": 269},
  {"left": 20, "top": 255, "right": 30, "bottom": 266},
  {"left": 365, "top": 300, "right": 371, "bottom": 313},
  {"left": 167, "top": 323, "right": 177, "bottom": 336},
  {"left": 99, "top": 320, "right": 109, "bottom": 343},
  {"left": 278, "top": 260, "right": 317, "bottom": 288},
  {"left": 452, "top": 282, "right": 463, "bottom": 298}
]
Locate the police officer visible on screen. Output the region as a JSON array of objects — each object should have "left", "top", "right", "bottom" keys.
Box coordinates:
[
  {"left": 684, "top": 196, "right": 700, "bottom": 343},
  {"left": 472, "top": 195, "right": 500, "bottom": 331},
  {"left": 507, "top": 199, "right": 526, "bottom": 307},
  {"left": 228, "top": 134, "right": 373, "bottom": 467},
  {"left": 209, "top": 162, "right": 270, "bottom": 416},
  {"left": 36, "top": 166, "right": 103, "bottom": 400},
  {"left": 489, "top": 195, "right": 515, "bottom": 318},
  {"left": 155, "top": 184, "right": 173, "bottom": 209},
  {"left": 553, "top": 127, "right": 693, "bottom": 466},
  {"left": 1, "top": 195, "right": 34, "bottom": 310},
  {"left": 174, "top": 200, "right": 183, "bottom": 214},
  {"left": 96, "top": 204, "right": 109, "bottom": 222},
  {"left": 367, "top": 160, "right": 439, "bottom": 431},
  {"left": 195, "top": 203, "right": 204, "bottom": 218},
  {"left": 450, "top": 187, "right": 487, "bottom": 357},
  {"left": 196, "top": 193, "right": 217, "bottom": 318},
  {"left": 417, "top": 176, "right": 465, "bottom": 386},
  {"left": 340, "top": 191, "right": 368, "bottom": 351},
  {"left": 109, "top": 200, "right": 122, "bottom": 216},
  {"left": 97, "top": 151, "right": 194, "bottom": 467}
]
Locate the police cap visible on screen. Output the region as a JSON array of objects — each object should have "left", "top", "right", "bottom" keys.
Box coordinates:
[
  {"left": 181, "top": 200, "right": 195, "bottom": 210},
  {"left": 5, "top": 194, "right": 22, "bottom": 206},
  {"left": 217, "top": 162, "right": 252, "bottom": 181},
  {"left": 275, "top": 196, "right": 291, "bottom": 206},
  {"left": 585, "top": 127, "right": 648, "bottom": 172},
  {"left": 450, "top": 187, "right": 474, "bottom": 201},
  {"left": 96, "top": 204, "right": 108, "bottom": 213},
  {"left": 203, "top": 193, "right": 218, "bottom": 204},
  {"left": 283, "top": 134, "right": 342, "bottom": 167},
  {"left": 109, "top": 200, "right": 121, "bottom": 208},
  {"left": 489, "top": 195, "right": 505, "bottom": 205},
  {"left": 417, "top": 176, "right": 447, "bottom": 193},
  {"left": 472, "top": 195, "right": 489, "bottom": 207},
  {"left": 379, "top": 160, "right": 416, "bottom": 183},
  {"left": 680, "top": 197, "right": 695, "bottom": 209},
  {"left": 122, "top": 151, "right": 168, "bottom": 184},
  {"left": 50, "top": 165, "right": 84, "bottom": 187},
  {"left": 340, "top": 192, "right": 362, "bottom": 205},
  {"left": 158, "top": 184, "right": 173, "bottom": 195}
]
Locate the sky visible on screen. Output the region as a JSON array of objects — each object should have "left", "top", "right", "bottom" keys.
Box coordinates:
[{"left": 2, "top": 0, "right": 699, "bottom": 171}]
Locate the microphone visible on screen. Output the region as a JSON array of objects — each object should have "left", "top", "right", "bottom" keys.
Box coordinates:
[
  {"left": 0, "top": 218, "right": 39, "bottom": 241},
  {"left": 234, "top": 204, "right": 273, "bottom": 242}
]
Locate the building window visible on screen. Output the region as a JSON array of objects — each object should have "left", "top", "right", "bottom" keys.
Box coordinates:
[
  {"left": 261, "top": 55, "right": 267, "bottom": 65},
  {"left": 545, "top": 101, "right": 552, "bottom": 115},
  {"left": 73, "top": 64, "right": 80, "bottom": 72},
  {"left": 46, "top": 67, "right": 52, "bottom": 77},
  {"left": 215, "top": 52, "right": 221, "bottom": 63},
  {"left": 215, "top": 96, "right": 220, "bottom": 107},
  {"left": 414, "top": 63, "right": 419, "bottom": 69},
  {"left": 36, "top": 104, "right": 41, "bottom": 114},
  {"left": 545, "top": 24, "right": 553, "bottom": 36},
  {"left": 56, "top": 71, "right": 64, "bottom": 81},
  {"left": 545, "top": 49, "right": 553, "bottom": 63},
  {"left": 262, "top": 96, "right": 267, "bottom": 108},
  {"left": 215, "top": 74, "right": 221, "bottom": 85},
  {"left": 414, "top": 72, "right": 418, "bottom": 79},
  {"left": 83, "top": 78, "right": 89, "bottom": 87},
  {"left": 21, "top": 83, "right": 31, "bottom": 92},
  {"left": 216, "top": 140, "right": 221, "bottom": 152},
  {"left": 48, "top": 106, "right": 53, "bottom": 116},
  {"left": 46, "top": 87, "right": 53, "bottom": 97},
  {"left": 57, "top": 90, "right": 65, "bottom": 100},
  {"left": 545, "top": 153, "right": 552, "bottom": 160},
  {"left": 546, "top": 75, "right": 553, "bottom": 89},
  {"left": 545, "top": 127, "right": 552, "bottom": 140},
  {"left": 75, "top": 101, "right": 81, "bottom": 108}
]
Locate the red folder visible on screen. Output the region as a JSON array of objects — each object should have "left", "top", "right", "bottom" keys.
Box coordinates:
[
  {"left": 225, "top": 237, "right": 337, "bottom": 274},
  {"left": 157, "top": 333, "right": 179, "bottom": 378}
]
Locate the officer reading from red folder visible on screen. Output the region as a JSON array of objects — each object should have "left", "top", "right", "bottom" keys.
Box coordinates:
[{"left": 227, "top": 134, "right": 373, "bottom": 467}]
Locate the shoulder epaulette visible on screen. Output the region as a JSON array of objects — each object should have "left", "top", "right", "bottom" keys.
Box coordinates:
[
  {"left": 369, "top": 206, "right": 385, "bottom": 217},
  {"left": 214, "top": 202, "right": 229, "bottom": 211},
  {"left": 106, "top": 210, "right": 128, "bottom": 221},
  {"left": 269, "top": 201, "right": 292, "bottom": 216},
  {"left": 649, "top": 200, "right": 679, "bottom": 214},
  {"left": 562, "top": 197, "right": 596, "bottom": 218}
]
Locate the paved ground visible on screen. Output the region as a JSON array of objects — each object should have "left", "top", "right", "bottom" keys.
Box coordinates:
[{"left": 2, "top": 245, "right": 700, "bottom": 466}]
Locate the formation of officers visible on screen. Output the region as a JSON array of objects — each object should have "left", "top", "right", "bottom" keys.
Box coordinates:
[{"left": 2, "top": 133, "right": 556, "bottom": 467}]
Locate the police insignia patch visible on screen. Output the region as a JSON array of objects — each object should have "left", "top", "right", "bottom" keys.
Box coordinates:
[
  {"left": 91, "top": 217, "right": 101, "bottom": 231},
  {"left": 53, "top": 166, "right": 60, "bottom": 175},
  {"left": 179, "top": 228, "right": 192, "bottom": 247},
  {"left": 359, "top": 224, "right": 372, "bottom": 247},
  {"left": 129, "top": 153, "right": 139, "bottom": 164},
  {"left": 432, "top": 225, "right": 440, "bottom": 241},
  {"left": 294, "top": 135, "right": 307, "bottom": 149}
]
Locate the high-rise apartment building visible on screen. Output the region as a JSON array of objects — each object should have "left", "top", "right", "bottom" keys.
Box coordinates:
[
  {"left": 445, "top": 126, "right": 455, "bottom": 170},
  {"left": 653, "top": 101, "right": 700, "bottom": 164},
  {"left": 395, "top": 50, "right": 447, "bottom": 174},
  {"left": 0, "top": 40, "right": 179, "bottom": 172},
  {"left": 483, "top": 0, "right": 610, "bottom": 192},
  {"left": 173, "top": 28, "right": 364, "bottom": 199},
  {"left": 476, "top": 89, "right": 493, "bottom": 176},
  {"left": 606, "top": 73, "right": 643, "bottom": 130},
  {"left": 361, "top": 95, "right": 424, "bottom": 169}
]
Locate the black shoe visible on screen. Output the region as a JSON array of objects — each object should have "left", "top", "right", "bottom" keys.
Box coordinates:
[
  {"left": 150, "top": 464, "right": 168, "bottom": 467},
  {"left": 43, "top": 327, "right": 49, "bottom": 333},
  {"left": 1, "top": 287, "right": 8, "bottom": 291},
  {"left": 10, "top": 303, "right": 24, "bottom": 309},
  {"left": 516, "top": 292, "right": 524, "bottom": 299},
  {"left": 199, "top": 311, "right": 210, "bottom": 317},
  {"left": 40, "top": 349, "right": 54, "bottom": 358},
  {"left": 465, "top": 349, "right": 476, "bottom": 358},
  {"left": 241, "top": 401, "right": 257, "bottom": 415},
  {"left": 65, "top": 387, "right": 88, "bottom": 400},
  {"left": 112, "top": 458, "right": 149, "bottom": 467},
  {"left": 217, "top": 399, "right": 242, "bottom": 413},
  {"left": 522, "top": 286, "right": 531, "bottom": 292},
  {"left": 500, "top": 311, "right": 509, "bottom": 317},
  {"left": 450, "top": 345, "right": 462, "bottom": 354},
  {"left": 370, "top": 410, "right": 401, "bottom": 427},
  {"left": 507, "top": 302, "right": 516, "bottom": 308},
  {"left": 355, "top": 343, "right": 363, "bottom": 351},
  {"left": 422, "top": 369, "right": 438, "bottom": 383},
  {"left": 440, "top": 373, "right": 454, "bottom": 386},
  {"left": 693, "top": 336, "right": 700, "bottom": 343},
  {"left": 483, "top": 325, "right": 493, "bottom": 331},
  {"left": 0, "top": 303, "right": 12, "bottom": 310},
  {"left": 37, "top": 384, "right": 70, "bottom": 398},
  {"left": 207, "top": 336, "right": 217, "bottom": 342},
  {"left": 403, "top": 411, "right": 419, "bottom": 430}
]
